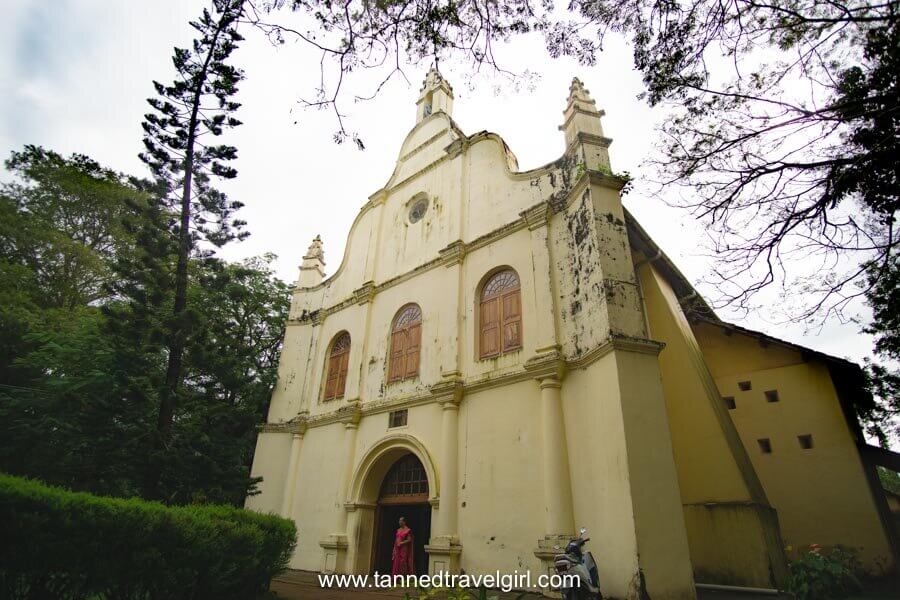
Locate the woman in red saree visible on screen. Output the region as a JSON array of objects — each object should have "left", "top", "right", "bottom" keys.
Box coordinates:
[{"left": 391, "top": 516, "right": 415, "bottom": 576}]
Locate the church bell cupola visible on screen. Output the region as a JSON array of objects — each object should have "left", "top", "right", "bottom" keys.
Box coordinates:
[{"left": 416, "top": 66, "right": 454, "bottom": 124}]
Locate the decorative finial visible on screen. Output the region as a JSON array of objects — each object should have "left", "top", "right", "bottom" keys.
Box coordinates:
[
  {"left": 304, "top": 235, "right": 325, "bottom": 264},
  {"left": 567, "top": 77, "right": 594, "bottom": 105},
  {"left": 560, "top": 75, "right": 610, "bottom": 170},
  {"left": 297, "top": 234, "right": 326, "bottom": 287},
  {"left": 422, "top": 64, "right": 445, "bottom": 92}
]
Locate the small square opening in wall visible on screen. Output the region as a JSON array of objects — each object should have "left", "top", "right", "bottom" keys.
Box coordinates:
[
  {"left": 798, "top": 434, "right": 814, "bottom": 450},
  {"left": 723, "top": 396, "right": 736, "bottom": 410},
  {"left": 388, "top": 409, "right": 408, "bottom": 429},
  {"left": 738, "top": 380, "right": 752, "bottom": 391},
  {"left": 765, "top": 390, "right": 780, "bottom": 403},
  {"left": 757, "top": 438, "right": 772, "bottom": 454}
]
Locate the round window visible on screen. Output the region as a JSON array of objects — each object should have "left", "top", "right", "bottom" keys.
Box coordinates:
[{"left": 408, "top": 197, "right": 428, "bottom": 223}]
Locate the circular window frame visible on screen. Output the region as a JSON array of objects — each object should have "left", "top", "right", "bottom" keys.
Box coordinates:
[{"left": 407, "top": 196, "right": 429, "bottom": 224}]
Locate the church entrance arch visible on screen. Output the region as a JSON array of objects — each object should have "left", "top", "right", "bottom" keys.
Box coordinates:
[
  {"left": 346, "top": 434, "right": 437, "bottom": 575},
  {"left": 372, "top": 453, "right": 432, "bottom": 575}
]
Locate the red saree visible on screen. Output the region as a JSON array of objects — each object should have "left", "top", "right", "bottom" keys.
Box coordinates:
[{"left": 391, "top": 527, "right": 415, "bottom": 576}]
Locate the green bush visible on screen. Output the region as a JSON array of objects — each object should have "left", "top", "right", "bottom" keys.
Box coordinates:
[
  {"left": 0, "top": 473, "right": 296, "bottom": 599},
  {"left": 786, "top": 544, "right": 861, "bottom": 600}
]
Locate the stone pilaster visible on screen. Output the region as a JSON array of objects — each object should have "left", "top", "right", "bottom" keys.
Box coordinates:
[
  {"left": 280, "top": 413, "right": 309, "bottom": 518},
  {"left": 525, "top": 353, "right": 575, "bottom": 593},
  {"left": 319, "top": 404, "right": 361, "bottom": 573},
  {"left": 427, "top": 379, "right": 464, "bottom": 573}
]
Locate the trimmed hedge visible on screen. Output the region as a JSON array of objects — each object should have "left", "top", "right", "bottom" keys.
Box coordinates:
[{"left": 0, "top": 473, "right": 296, "bottom": 599}]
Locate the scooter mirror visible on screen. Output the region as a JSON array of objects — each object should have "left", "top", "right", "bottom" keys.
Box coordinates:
[{"left": 579, "top": 527, "right": 587, "bottom": 535}]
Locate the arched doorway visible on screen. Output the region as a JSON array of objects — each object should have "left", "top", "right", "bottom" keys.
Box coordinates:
[{"left": 371, "top": 453, "right": 432, "bottom": 575}]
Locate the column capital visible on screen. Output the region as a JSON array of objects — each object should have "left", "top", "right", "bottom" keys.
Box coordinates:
[
  {"left": 438, "top": 240, "right": 467, "bottom": 267},
  {"left": 431, "top": 377, "right": 464, "bottom": 406},
  {"left": 287, "top": 411, "right": 310, "bottom": 436},
  {"left": 524, "top": 347, "right": 567, "bottom": 382},
  {"left": 539, "top": 378, "right": 562, "bottom": 391},
  {"left": 337, "top": 401, "right": 362, "bottom": 427}
]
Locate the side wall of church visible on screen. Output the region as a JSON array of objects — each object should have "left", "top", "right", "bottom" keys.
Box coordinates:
[
  {"left": 694, "top": 322, "right": 895, "bottom": 573},
  {"left": 638, "top": 261, "right": 790, "bottom": 588}
]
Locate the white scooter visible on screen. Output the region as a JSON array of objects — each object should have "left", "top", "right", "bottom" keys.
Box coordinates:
[{"left": 553, "top": 528, "right": 602, "bottom": 599}]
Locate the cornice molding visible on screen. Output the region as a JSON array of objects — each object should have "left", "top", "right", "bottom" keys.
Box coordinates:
[
  {"left": 438, "top": 240, "right": 466, "bottom": 266},
  {"left": 430, "top": 377, "right": 464, "bottom": 407},
  {"left": 521, "top": 201, "right": 551, "bottom": 231},
  {"left": 399, "top": 129, "right": 451, "bottom": 162},
  {"left": 353, "top": 281, "right": 376, "bottom": 305},
  {"left": 576, "top": 131, "right": 613, "bottom": 148},
  {"left": 559, "top": 106, "right": 606, "bottom": 131},
  {"left": 523, "top": 348, "right": 567, "bottom": 381},
  {"left": 257, "top": 336, "right": 665, "bottom": 434}
]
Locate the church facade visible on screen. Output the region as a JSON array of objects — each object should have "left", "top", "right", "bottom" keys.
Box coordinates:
[{"left": 247, "top": 70, "right": 898, "bottom": 599}]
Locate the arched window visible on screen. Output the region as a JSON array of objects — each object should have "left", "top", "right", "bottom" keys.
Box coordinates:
[
  {"left": 479, "top": 269, "right": 522, "bottom": 358},
  {"left": 379, "top": 453, "right": 429, "bottom": 504},
  {"left": 388, "top": 304, "right": 422, "bottom": 382},
  {"left": 324, "top": 332, "right": 351, "bottom": 401}
]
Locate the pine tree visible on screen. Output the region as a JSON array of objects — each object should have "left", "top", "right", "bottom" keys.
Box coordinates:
[{"left": 139, "top": 0, "right": 247, "bottom": 443}]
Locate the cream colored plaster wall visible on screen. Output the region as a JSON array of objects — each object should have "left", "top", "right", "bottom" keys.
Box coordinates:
[
  {"left": 267, "top": 324, "right": 315, "bottom": 422},
  {"left": 695, "top": 322, "right": 894, "bottom": 571},
  {"left": 614, "top": 349, "right": 696, "bottom": 599},
  {"left": 456, "top": 381, "right": 546, "bottom": 576},
  {"left": 286, "top": 422, "right": 346, "bottom": 570},
  {"left": 309, "top": 208, "right": 376, "bottom": 306},
  {"left": 349, "top": 267, "right": 452, "bottom": 404},
  {"left": 563, "top": 360, "right": 640, "bottom": 598},
  {"left": 564, "top": 352, "right": 696, "bottom": 600},
  {"left": 246, "top": 432, "right": 292, "bottom": 515},
  {"left": 461, "top": 139, "right": 551, "bottom": 242}
]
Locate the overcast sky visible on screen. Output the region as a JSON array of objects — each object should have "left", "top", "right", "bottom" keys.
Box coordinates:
[{"left": 0, "top": 0, "right": 879, "bottom": 366}]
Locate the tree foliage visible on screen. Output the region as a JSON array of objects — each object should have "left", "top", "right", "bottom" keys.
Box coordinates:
[
  {"left": 140, "top": 0, "right": 248, "bottom": 443},
  {"left": 0, "top": 146, "right": 289, "bottom": 505},
  {"left": 0, "top": 146, "right": 139, "bottom": 310}
]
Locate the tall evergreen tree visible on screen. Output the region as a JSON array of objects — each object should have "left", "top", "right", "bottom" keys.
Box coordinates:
[{"left": 139, "top": 0, "right": 247, "bottom": 443}]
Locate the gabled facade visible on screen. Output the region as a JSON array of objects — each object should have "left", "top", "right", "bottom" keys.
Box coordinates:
[{"left": 247, "top": 70, "right": 898, "bottom": 598}]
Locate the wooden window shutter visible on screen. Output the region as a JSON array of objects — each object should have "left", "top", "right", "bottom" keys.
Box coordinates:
[
  {"left": 389, "top": 329, "right": 406, "bottom": 382},
  {"left": 502, "top": 289, "right": 522, "bottom": 351},
  {"left": 405, "top": 322, "right": 421, "bottom": 377},
  {"left": 480, "top": 297, "right": 501, "bottom": 357},
  {"left": 324, "top": 356, "right": 338, "bottom": 400},
  {"left": 480, "top": 269, "right": 521, "bottom": 358},
  {"left": 324, "top": 333, "right": 351, "bottom": 400},
  {"left": 389, "top": 304, "right": 422, "bottom": 382},
  {"left": 336, "top": 351, "right": 349, "bottom": 398}
]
